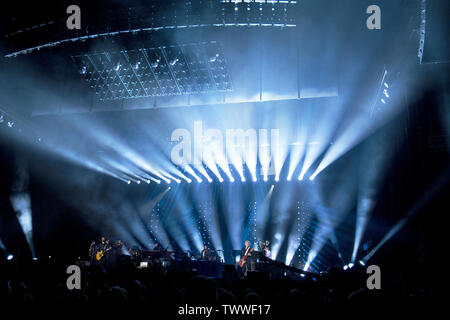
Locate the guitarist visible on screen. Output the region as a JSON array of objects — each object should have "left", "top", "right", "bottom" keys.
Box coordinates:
[
  {"left": 95, "top": 237, "right": 111, "bottom": 267},
  {"left": 238, "top": 240, "right": 253, "bottom": 278}
]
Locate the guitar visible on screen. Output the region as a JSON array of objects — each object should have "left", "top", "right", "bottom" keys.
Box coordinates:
[
  {"left": 95, "top": 247, "right": 112, "bottom": 261},
  {"left": 238, "top": 247, "right": 254, "bottom": 267}
]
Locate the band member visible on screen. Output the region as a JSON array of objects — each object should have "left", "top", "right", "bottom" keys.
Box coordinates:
[
  {"left": 108, "top": 239, "right": 123, "bottom": 267},
  {"left": 88, "top": 241, "right": 96, "bottom": 263},
  {"left": 238, "top": 240, "right": 253, "bottom": 278},
  {"left": 116, "top": 239, "right": 123, "bottom": 253},
  {"left": 95, "top": 236, "right": 111, "bottom": 267},
  {"left": 200, "top": 245, "right": 211, "bottom": 260},
  {"left": 263, "top": 244, "right": 271, "bottom": 259}
]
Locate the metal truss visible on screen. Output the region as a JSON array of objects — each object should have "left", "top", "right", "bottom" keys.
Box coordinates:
[{"left": 72, "top": 41, "right": 233, "bottom": 100}]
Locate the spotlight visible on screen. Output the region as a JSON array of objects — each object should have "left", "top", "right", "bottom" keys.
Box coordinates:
[
  {"left": 383, "top": 89, "right": 389, "bottom": 98},
  {"left": 287, "top": 176, "right": 291, "bottom": 181},
  {"left": 384, "top": 82, "right": 389, "bottom": 88},
  {"left": 348, "top": 263, "right": 354, "bottom": 269},
  {"left": 298, "top": 176, "right": 303, "bottom": 181},
  {"left": 381, "top": 98, "right": 386, "bottom": 104},
  {"left": 7, "top": 121, "right": 14, "bottom": 128},
  {"left": 7, "top": 254, "right": 13, "bottom": 261},
  {"left": 147, "top": 180, "right": 151, "bottom": 184},
  {"left": 309, "top": 176, "right": 315, "bottom": 181},
  {"left": 156, "top": 180, "right": 161, "bottom": 184},
  {"left": 241, "top": 177, "right": 246, "bottom": 182},
  {"left": 197, "top": 178, "right": 203, "bottom": 183},
  {"left": 127, "top": 180, "right": 131, "bottom": 184},
  {"left": 0, "top": 114, "right": 3, "bottom": 123},
  {"left": 275, "top": 176, "right": 279, "bottom": 182},
  {"left": 167, "top": 180, "right": 171, "bottom": 184},
  {"left": 219, "top": 178, "right": 224, "bottom": 183},
  {"left": 207, "top": 178, "right": 213, "bottom": 183},
  {"left": 187, "top": 179, "right": 192, "bottom": 183},
  {"left": 176, "top": 180, "right": 181, "bottom": 184},
  {"left": 343, "top": 265, "right": 348, "bottom": 270},
  {"left": 115, "top": 63, "right": 121, "bottom": 71},
  {"left": 359, "top": 260, "right": 365, "bottom": 266},
  {"left": 32, "top": 257, "right": 38, "bottom": 261},
  {"left": 168, "top": 187, "right": 171, "bottom": 190},
  {"left": 151, "top": 59, "right": 160, "bottom": 68},
  {"left": 137, "top": 180, "right": 141, "bottom": 184},
  {"left": 230, "top": 178, "right": 235, "bottom": 183},
  {"left": 253, "top": 176, "right": 257, "bottom": 182},
  {"left": 264, "top": 176, "right": 268, "bottom": 182}
]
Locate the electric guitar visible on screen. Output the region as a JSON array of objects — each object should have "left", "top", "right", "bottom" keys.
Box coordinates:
[
  {"left": 96, "top": 247, "right": 112, "bottom": 261},
  {"left": 238, "top": 248, "right": 254, "bottom": 267}
]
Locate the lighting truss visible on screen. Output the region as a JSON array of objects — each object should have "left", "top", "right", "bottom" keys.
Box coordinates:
[
  {"left": 72, "top": 41, "right": 233, "bottom": 100},
  {"left": 5, "top": 1, "right": 298, "bottom": 58}
]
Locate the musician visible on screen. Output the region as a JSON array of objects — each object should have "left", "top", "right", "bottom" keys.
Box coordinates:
[
  {"left": 116, "top": 239, "right": 123, "bottom": 254},
  {"left": 263, "top": 244, "right": 272, "bottom": 259},
  {"left": 88, "top": 241, "right": 96, "bottom": 263},
  {"left": 200, "top": 245, "right": 211, "bottom": 260},
  {"left": 108, "top": 239, "right": 123, "bottom": 267},
  {"left": 239, "top": 240, "right": 253, "bottom": 278},
  {"left": 94, "top": 236, "right": 110, "bottom": 267}
]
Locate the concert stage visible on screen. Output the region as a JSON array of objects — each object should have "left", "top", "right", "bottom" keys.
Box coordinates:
[{"left": 0, "top": 0, "right": 448, "bottom": 313}]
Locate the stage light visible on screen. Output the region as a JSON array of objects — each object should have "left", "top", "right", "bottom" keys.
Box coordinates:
[
  {"left": 230, "top": 177, "right": 235, "bottom": 183},
  {"left": 137, "top": 180, "right": 141, "bottom": 184},
  {"left": 275, "top": 176, "right": 279, "bottom": 182},
  {"left": 263, "top": 176, "right": 268, "bottom": 182},
  {"left": 32, "top": 257, "right": 38, "bottom": 261},
  {"left": 115, "top": 63, "right": 121, "bottom": 71},
  {"left": 343, "top": 265, "right": 348, "bottom": 270},
  {"left": 359, "top": 260, "right": 365, "bottom": 266},
  {"left": 219, "top": 178, "right": 224, "bottom": 183},
  {"left": 168, "top": 187, "right": 171, "bottom": 190},
  {"left": 147, "top": 180, "right": 151, "bottom": 184},
  {"left": 208, "top": 178, "right": 213, "bottom": 183},
  {"left": 309, "top": 175, "right": 315, "bottom": 181},
  {"left": 7, "top": 121, "right": 14, "bottom": 128},
  {"left": 197, "top": 178, "right": 203, "bottom": 183},
  {"left": 381, "top": 98, "right": 386, "bottom": 104},
  {"left": 241, "top": 177, "right": 246, "bottom": 182},
  {"left": 156, "top": 180, "right": 161, "bottom": 184},
  {"left": 167, "top": 180, "right": 171, "bottom": 184},
  {"left": 253, "top": 176, "right": 257, "bottom": 182},
  {"left": 286, "top": 176, "right": 291, "bottom": 181},
  {"left": 187, "top": 179, "right": 192, "bottom": 183},
  {"left": 184, "top": 165, "right": 203, "bottom": 184},
  {"left": 348, "top": 263, "right": 354, "bottom": 269},
  {"left": 383, "top": 89, "right": 389, "bottom": 98},
  {"left": 384, "top": 82, "right": 389, "bottom": 88},
  {"left": 127, "top": 180, "right": 131, "bottom": 184},
  {"left": 7, "top": 254, "right": 13, "bottom": 261},
  {"left": 176, "top": 179, "right": 181, "bottom": 184}
]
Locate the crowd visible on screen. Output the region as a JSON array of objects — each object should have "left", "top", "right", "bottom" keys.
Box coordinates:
[{"left": 0, "top": 256, "right": 430, "bottom": 310}]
